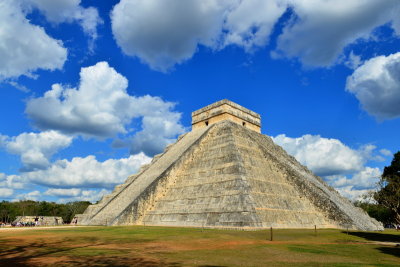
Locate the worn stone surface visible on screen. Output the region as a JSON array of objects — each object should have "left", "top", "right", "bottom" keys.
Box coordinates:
[
  {"left": 80, "top": 101, "right": 382, "bottom": 230},
  {"left": 192, "top": 99, "right": 261, "bottom": 133}
]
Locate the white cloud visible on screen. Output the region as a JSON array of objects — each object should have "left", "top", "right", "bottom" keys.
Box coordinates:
[
  {"left": 23, "top": 0, "right": 102, "bottom": 46},
  {"left": 345, "top": 51, "right": 363, "bottom": 70},
  {"left": 1, "top": 131, "right": 73, "bottom": 172},
  {"left": 346, "top": 52, "right": 400, "bottom": 120},
  {"left": 26, "top": 61, "right": 185, "bottom": 156},
  {"left": 26, "top": 62, "right": 130, "bottom": 137},
  {"left": 0, "top": 188, "right": 14, "bottom": 198},
  {"left": 273, "top": 134, "right": 366, "bottom": 176},
  {"left": 130, "top": 104, "right": 186, "bottom": 156},
  {"left": 0, "top": 0, "right": 67, "bottom": 80},
  {"left": 110, "top": 0, "right": 400, "bottom": 71},
  {"left": 58, "top": 189, "right": 110, "bottom": 203},
  {"left": 111, "top": 0, "right": 229, "bottom": 72},
  {"left": 335, "top": 186, "right": 372, "bottom": 202},
  {"left": 380, "top": 149, "right": 392, "bottom": 157},
  {"left": 325, "top": 167, "right": 381, "bottom": 190},
  {"left": 223, "top": 0, "right": 287, "bottom": 50},
  {"left": 44, "top": 188, "right": 82, "bottom": 197},
  {"left": 274, "top": 0, "right": 400, "bottom": 67},
  {"left": 24, "top": 153, "right": 151, "bottom": 188},
  {"left": 111, "top": 0, "right": 287, "bottom": 71},
  {"left": 273, "top": 134, "right": 384, "bottom": 200},
  {"left": 15, "top": 190, "right": 41, "bottom": 201},
  {"left": 328, "top": 167, "right": 381, "bottom": 201},
  {"left": 44, "top": 187, "right": 110, "bottom": 203},
  {"left": 0, "top": 174, "right": 27, "bottom": 190}
]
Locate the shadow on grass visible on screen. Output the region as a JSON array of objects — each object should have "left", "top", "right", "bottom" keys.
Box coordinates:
[
  {"left": 345, "top": 231, "right": 400, "bottom": 258},
  {"left": 345, "top": 231, "right": 400, "bottom": 243},
  {"left": 377, "top": 247, "right": 400, "bottom": 258},
  {"left": 0, "top": 238, "right": 181, "bottom": 266}
]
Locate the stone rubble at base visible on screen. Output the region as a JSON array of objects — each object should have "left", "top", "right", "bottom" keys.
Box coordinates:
[{"left": 79, "top": 100, "right": 383, "bottom": 231}]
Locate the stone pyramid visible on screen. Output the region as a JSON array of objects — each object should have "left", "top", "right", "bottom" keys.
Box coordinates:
[{"left": 79, "top": 100, "right": 382, "bottom": 230}]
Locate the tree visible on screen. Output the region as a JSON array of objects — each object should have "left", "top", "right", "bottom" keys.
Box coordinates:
[
  {"left": 354, "top": 201, "right": 392, "bottom": 224},
  {"left": 374, "top": 151, "right": 400, "bottom": 224}
]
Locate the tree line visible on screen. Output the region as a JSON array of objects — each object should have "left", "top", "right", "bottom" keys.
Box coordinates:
[{"left": 0, "top": 200, "right": 90, "bottom": 224}]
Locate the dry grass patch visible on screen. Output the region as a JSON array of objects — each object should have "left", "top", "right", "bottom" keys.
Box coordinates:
[{"left": 0, "top": 226, "right": 399, "bottom": 266}]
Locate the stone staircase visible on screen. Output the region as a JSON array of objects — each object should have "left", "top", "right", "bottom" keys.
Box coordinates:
[{"left": 81, "top": 127, "right": 209, "bottom": 225}]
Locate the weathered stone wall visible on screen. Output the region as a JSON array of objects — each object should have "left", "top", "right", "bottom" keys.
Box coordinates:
[
  {"left": 192, "top": 99, "right": 261, "bottom": 133},
  {"left": 192, "top": 112, "right": 261, "bottom": 133}
]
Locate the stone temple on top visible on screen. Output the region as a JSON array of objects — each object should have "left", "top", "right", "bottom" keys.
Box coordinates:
[{"left": 79, "top": 99, "right": 382, "bottom": 230}]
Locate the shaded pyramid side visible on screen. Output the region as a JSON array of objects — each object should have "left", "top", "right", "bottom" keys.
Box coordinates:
[
  {"left": 228, "top": 125, "right": 338, "bottom": 228},
  {"left": 241, "top": 124, "right": 382, "bottom": 230}
]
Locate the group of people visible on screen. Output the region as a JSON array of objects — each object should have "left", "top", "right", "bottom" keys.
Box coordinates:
[
  {"left": 11, "top": 221, "right": 36, "bottom": 227},
  {"left": 11, "top": 216, "right": 45, "bottom": 227},
  {"left": 71, "top": 217, "right": 79, "bottom": 225}
]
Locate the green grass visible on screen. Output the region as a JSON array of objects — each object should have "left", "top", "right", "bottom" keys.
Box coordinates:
[{"left": 0, "top": 226, "right": 399, "bottom": 266}]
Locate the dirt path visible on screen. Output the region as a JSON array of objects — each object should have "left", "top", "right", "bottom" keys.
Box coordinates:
[{"left": 0, "top": 226, "right": 89, "bottom": 231}]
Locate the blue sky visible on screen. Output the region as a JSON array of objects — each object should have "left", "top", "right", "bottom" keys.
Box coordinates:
[{"left": 0, "top": 0, "right": 399, "bottom": 203}]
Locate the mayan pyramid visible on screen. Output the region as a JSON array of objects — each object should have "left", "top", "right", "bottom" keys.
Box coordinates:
[{"left": 79, "top": 100, "right": 382, "bottom": 230}]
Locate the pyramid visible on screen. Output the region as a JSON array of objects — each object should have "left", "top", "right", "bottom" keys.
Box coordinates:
[{"left": 79, "top": 100, "right": 382, "bottom": 230}]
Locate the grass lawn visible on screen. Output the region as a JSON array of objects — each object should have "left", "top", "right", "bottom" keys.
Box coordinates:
[{"left": 0, "top": 226, "right": 399, "bottom": 266}]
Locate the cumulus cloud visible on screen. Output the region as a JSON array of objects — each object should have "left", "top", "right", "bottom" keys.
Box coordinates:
[
  {"left": 1, "top": 131, "right": 73, "bottom": 172},
  {"left": 24, "top": 153, "right": 151, "bottom": 188},
  {"left": 111, "top": 0, "right": 228, "bottom": 72},
  {"left": 0, "top": 174, "right": 27, "bottom": 190},
  {"left": 0, "top": 0, "right": 67, "bottom": 80},
  {"left": 0, "top": 152, "right": 150, "bottom": 202},
  {"left": 130, "top": 104, "right": 186, "bottom": 156},
  {"left": 346, "top": 52, "right": 400, "bottom": 120},
  {"left": 26, "top": 61, "right": 185, "bottom": 156},
  {"left": 223, "top": 0, "right": 287, "bottom": 50},
  {"left": 44, "top": 188, "right": 82, "bottom": 197},
  {"left": 23, "top": 0, "right": 102, "bottom": 46},
  {"left": 335, "top": 186, "right": 372, "bottom": 201},
  {"left": 327, "top": 166, "right": 381, "bottom": 201},
  {"left": 26, "top": 62, "right": 130, "bottom": 137},
  {"left": 345, "top": 51, "right": 363, "bottom": 70},
  {"left": 0, "top": 188, "right": 14, "bottom": 198},
  {"left": 111, "top": 0, "right": 400, "bottom": 70},
  {"left": 15, "top": 190, "right": 41, "bottom": 201},
  {"left": 273, "top": 134, "right": 367, "bottom": 176},
  {"left": 326, "top": 167, "right": 381, "bottom": 190},
  {"left": 273, "top": 134, "right": 385, "bottom": 200},
  {"left": 58, "top": 189, "right": 110, "bottom": 203},
  {"left": 274, "top": 0, "right": 400, "bottom": 66},
  {"left": 111, "top": 0, "right": 288, "bottom": 71}
]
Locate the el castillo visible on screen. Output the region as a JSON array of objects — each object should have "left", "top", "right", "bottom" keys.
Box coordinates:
[
  {"left": 78, "top": 100, "right": 382, "bottom": 231},
  {"left": 2, "top": 100, "right": 399, "bottom": 266}
]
